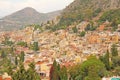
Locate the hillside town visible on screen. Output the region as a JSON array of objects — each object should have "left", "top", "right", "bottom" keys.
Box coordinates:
[{"left": 0, "top": 21, "right": 120, "bottom": 80}]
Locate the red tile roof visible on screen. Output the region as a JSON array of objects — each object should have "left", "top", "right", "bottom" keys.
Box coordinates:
[
  {"left": 0, "top": 76, "right": 2, "bottom": 80},
  {"left": 4, "top": 78, "right": 12, "bottom": 80}
]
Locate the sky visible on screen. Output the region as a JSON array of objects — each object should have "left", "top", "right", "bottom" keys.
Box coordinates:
[{"left": 0, "top": 0, "right": 74, "bottom": 18}]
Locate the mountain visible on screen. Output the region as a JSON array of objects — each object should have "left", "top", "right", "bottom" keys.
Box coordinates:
[
  {"left": 46, "top": 10, "right": 62, "bottom": 20},
  {"left": 58, "top": 0, "right": 120, "bottom": 26},
  {"left": 0, "top": 7, "right": 61, "bottom": 31}
]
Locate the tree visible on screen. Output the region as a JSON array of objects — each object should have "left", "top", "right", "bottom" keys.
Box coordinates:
[
  {"left": 49, "top": 60, "right": 60, "bottom": 80},
  {"left": 80, "top": 56, "right": 105, "bottom": 80},
  {"left": 93, "top": 8, "right": 101, "bottom": 17},
  {"left": 79, "top": 31, "right": 86, "bottom": 37},
  {"left": 12, "top": 62, "right": 40, "bottom": 80},
  {"left": 20, "top": 51, "right": 25, "bottom": 62},
  {"left": 12, "top": 63, "right": 27, "bottom": 80},
  {"left": 85, "top": 24, "right": 91, "bottom": 31},
  {"left": 112, "top": 56, "right": 120, "bottom": 68},
  {"left": 99, "top": 50, "right": 111, "bottom": 70},
  {"left": 69, "top": 56, "right": 106, "bottom": 80},
  {"left": 111, "top": 44, "right": 118, "bottom": 56},
  {"left": 1, "top": 50, "right": 6, "bottom": 58},
  {"left": 32, "top": 42, "right": 39, "bottom": 51},
  {"left": 2, "top": 37, "right": 14, "bottom": 46},
  {"left": 17, "top": 41, "right": 27, "bottom": 47},
  {"left": 69, "top": 64, "right": 81, "bottom": 80},
  {"left": 99, "top": 9, "right": 120, "bottom": 30},
  {"left": 72, "top": 27, "right": 78, "bottom": 33},
  {"left": 26, "top": 63, "right": 40, "bottom": 80},
  {"left": 15, "top": 56, "right": 18, "bottom": 66},
  {"left": 85, "top": 66, "right": 101, "bottom": 80},
  {"left": 59, "top": 66, "right": 68, "bottom": 80},
  {"left": 85, "top": 23, "right": 96, "bottom": 31},
  {"left": 7, "top": 65, "right": 13, "bottom": 76},
  {"left": 114, "top": 66, "right": 120, "bottom": 76}
]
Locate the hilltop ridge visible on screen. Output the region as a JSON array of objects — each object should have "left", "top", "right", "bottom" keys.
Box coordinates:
[
  {"left": 0, "top": 7, "right": 61, "bottom": 31},
  {"left": 58, "top": 0, "right": 120, "bottom": 26}
]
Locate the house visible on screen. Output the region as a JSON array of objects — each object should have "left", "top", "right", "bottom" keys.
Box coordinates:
[
  {"left": 2, "top": 73, "right": 11, "bottom": 80},
  {"left": 98, "top": 25, "right": 105, "bottom": 31},
  {"left": 4, "top": 78, "right": 12, "bottom": 80},
  {"left": 102, "top": 77, "right": 110, "bottom": 80}
]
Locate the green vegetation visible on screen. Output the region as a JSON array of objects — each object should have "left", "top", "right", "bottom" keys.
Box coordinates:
[
  {"left": 112, "top": 56, "right": 120, "bottom": 68},
  {"left": 0, "top": 46, "right": 40, "bottom": 80},
  {"left": 59, "top": 66, "right": 68, "bottom": 80},
  {"left": 114, "top": 66, "right": 120, "bottom": 76},
  {"left": 99, "top": 50, "right": 111, "bottom": 70},
  {"left": 2, "top": 37, "right": 14, "bottom": 46},
  {"left": 50, "top": 60, "right": 60, "bottom": 80},
  {"left": 93, "top": 8, "right": 102, "bottom": 17},
  {"left": 99, "top": 9, "right": 120, "bottom": 30},
  {"left": 111, "top": 44, "right": 120, "bottom": 68},
  {"left": 34, "top": 24, "right": 42, "bottom": 30},
  {"left": 57, "top": 0, "right": 104, "bottom": 27},
  {"left": 30, "top": 42, "right": 39, "bottom": 51},
  {"left": 49, "top": 56, "right": 110, "bottom": 80},
  {"left": 99, "top": 9, "right": 120, "bottom": 24},
  {"left": 111, "top": 44, "right": 118, "bottom": 57},
  {"left": 51, "top": 25, "right": 67, "bottom": 31},
  {"left": 72, "top": 27, "right": 78, "bottom": 33},
  {"left": 85, "top": 22, "right": 97, "bottom": 31},
  {"left": 15, "top": 56, "right": 18, "bottom": 66},
  {"left": 50, "top": 60, "right": 68, "bottom": 80},
  {"left": 1, "top": 50, "right": 6, "bottom": 58},
  {"left": 69, "top": 56, "right": 105, "bottom": 80},
  {"left": 99, "top": 44, "right": 120, "bottom": 77},
  {"left": 17, "top": 41, "right": 27, "bottom": 47},
  {"left": 12, "top": 62, "right": 40, "bottom": 80},
  {"left": 19, "top": 51, "right": 25, "bottom": 62},
  {"left": 80, "top": 56, "right": 105, "bottom": 79},
  {"left": 79, "top": 31, "right": 86, "bottom": 37}
]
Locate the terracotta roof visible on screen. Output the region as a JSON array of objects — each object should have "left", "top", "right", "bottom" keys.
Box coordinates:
[
  {"left": 4, "top": 78, "right": 11, "bottom": 80},
  {"left": 98, "top": 25, "right": 105, "bottom": 31},
  {"left": 0, "top": 76, "right": 2, "bottom": 80}
]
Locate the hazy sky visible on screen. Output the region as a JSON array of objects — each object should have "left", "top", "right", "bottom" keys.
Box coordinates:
[{"left": 0, "top": 0, "right": 74, "bottom": 18}]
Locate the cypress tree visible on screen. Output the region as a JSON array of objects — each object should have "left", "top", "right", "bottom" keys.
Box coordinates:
[
  {"left": 12, "top": 62, "right": 40, "bottom": 80},
  {"left": 104, "top": 50, "right": 110, "bottom": 70},
  {"left": 111, "top": 44, "right": 118, "bottom": 56},
  {"left": 100, "top": 50, "right": 110, "bottom": 70},
  {"left": 59, "top": 66, "right": 68, "bottom": 80},
  {"left": 27, "top": 62, "right": 40, "bottom": 80},
  {"left": 50, "top": 60, "right": 60, "bottom": 80},
  {"left": 33, "top": 42, "right": 39, "bottom": 51},
  {"left": 1, "top": 50, "right": 6, "bottom": 58},
  {"left": 15, "top": 56, "right": 18, "bottom": 65},
  {"left": 20, "top": 51, "right": 25, "bottom": 62}
]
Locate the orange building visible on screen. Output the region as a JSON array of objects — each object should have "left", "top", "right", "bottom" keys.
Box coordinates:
[
  {"left": 98, "top": 25, "right": 105, "bottom": 31},
  {"left": 87, "top": 35, "right": 101, "bottom": 44},
  {"left": 4, "top": 78, "right": 12, "bottom": 80}
]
